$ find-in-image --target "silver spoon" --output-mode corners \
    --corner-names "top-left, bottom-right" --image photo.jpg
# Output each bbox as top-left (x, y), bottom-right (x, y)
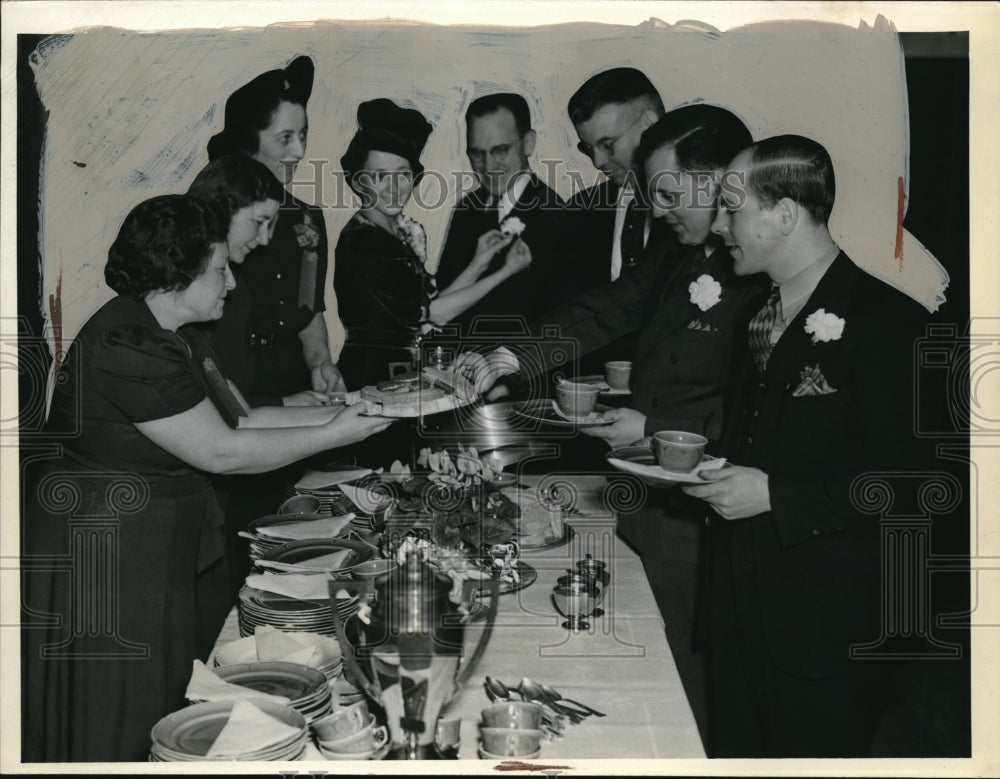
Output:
top-left (486, 677), bottom-right (567, 729)
top-left (515, 678), bottom-right (585, 723)
top-left (534, 679), bottom-right (606, 717)
top-left (485, 675), bottom-right (515, 702)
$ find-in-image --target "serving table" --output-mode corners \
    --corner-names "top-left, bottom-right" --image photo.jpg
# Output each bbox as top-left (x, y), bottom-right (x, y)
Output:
top-left (209, 474), bottom-right (705, 761)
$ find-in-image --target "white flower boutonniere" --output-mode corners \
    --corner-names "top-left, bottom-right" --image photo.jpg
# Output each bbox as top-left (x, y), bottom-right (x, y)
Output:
top-left (396, 214), bottom-right (427, 264)
top-left (804, 309), bottom-right (846, 343)
top-left (500, 216), bottom-right (526, 237)
top-left (688, 274), bottom-right (723, 311)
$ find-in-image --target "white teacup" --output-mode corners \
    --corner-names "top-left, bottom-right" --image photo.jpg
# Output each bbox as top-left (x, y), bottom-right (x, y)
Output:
top-left (318, 722), bottom-right (389, 754)
top-left (311, 699), bottom-right (370, 741)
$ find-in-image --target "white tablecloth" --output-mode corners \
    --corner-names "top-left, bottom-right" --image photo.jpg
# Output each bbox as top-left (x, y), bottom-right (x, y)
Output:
top-left (211, 475), bottom-right (705, 761)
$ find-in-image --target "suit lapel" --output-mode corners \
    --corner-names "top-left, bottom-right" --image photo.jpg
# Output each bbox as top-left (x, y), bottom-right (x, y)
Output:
top-left (634, 243), bottom-right (711, 362)
top-left (763, 252), bottom-right (857, 387)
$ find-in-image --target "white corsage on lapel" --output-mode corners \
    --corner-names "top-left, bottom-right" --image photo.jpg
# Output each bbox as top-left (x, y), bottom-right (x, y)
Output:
top-left (792, 363), bottom-right (838, 397)
top-left (688, 274), bottom-right (722, 312)
top-left (803, 308), bottom-right (845, 343)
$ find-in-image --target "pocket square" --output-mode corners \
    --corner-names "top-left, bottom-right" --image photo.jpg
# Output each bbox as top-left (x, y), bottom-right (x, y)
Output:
top-left (686, 318), bottom-right (716, 332)
top-left (792, 363), bottom-right (837, 396)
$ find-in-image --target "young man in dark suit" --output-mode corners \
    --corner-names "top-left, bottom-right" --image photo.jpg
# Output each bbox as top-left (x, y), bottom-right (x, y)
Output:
top-left (684, 135), bottom-right (933, 757)
top-left (435, 92), bottom-right (566, 335)
top-left (564, 68), bottom-right (670, 372)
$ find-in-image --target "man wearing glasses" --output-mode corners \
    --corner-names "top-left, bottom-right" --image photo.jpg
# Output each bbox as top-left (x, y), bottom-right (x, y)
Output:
top-left (435, 92), bottom-right (567, 334)
top-left (566, 68), bottom-right (668, 289)
top-left (562, 68), bottom-right (672, 372)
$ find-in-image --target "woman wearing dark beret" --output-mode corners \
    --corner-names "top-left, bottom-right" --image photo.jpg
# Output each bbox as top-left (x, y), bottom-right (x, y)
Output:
top-left (206, 55), bottom-right (345, 407)
top-left (334, 98), bottom-right (530, 389)
top-left (20, 195), bottom-right (393, 762)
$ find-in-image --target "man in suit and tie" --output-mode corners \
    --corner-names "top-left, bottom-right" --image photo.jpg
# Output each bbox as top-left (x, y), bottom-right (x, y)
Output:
top-left (564, 68), bottom-right (670, 372)
top-left (435, 92), bottom-right (566, 335)
top-left (457, 105), bottom-right (769, 752)
top-left (684, 135), bottom-right (933, 757)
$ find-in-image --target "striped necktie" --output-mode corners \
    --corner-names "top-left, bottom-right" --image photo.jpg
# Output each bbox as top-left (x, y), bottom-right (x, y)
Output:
top-left (748, 285), bottom-right (782, 372)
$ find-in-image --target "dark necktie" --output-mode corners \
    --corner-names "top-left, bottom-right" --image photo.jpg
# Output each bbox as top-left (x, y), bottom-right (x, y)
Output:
top-left (748, 285), bottom-right (782, 372)
top-left (620, 198), bottom-right (646, 270)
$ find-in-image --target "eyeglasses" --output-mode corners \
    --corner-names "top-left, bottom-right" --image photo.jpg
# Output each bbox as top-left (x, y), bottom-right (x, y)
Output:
top-left (576, 113), bottom-right (646, 159)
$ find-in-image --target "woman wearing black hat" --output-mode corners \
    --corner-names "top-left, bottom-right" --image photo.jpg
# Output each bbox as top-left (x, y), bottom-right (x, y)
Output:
top-left (206, 55), bottom-right (344, 407)
top-left (334, 98), bottom-right (531, 389)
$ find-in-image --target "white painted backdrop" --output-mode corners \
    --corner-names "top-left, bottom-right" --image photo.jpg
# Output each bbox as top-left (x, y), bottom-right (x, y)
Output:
top-left (28, 15), bottom-right (948, 361)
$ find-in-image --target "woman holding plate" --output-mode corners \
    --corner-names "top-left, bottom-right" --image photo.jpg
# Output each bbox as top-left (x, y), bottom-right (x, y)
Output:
top-left (21, 195), bottom-right (393, 762)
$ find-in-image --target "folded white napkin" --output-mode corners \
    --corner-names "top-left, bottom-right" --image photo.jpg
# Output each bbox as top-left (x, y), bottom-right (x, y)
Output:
top-left (246, 572), bottom-right (356, 601)
top-left (255, 515), bottom-right (355, 541)
top-left (294, 469), bottom-right (372, 491)
top-left (205, 699), bottom-right (302, 757)
top-left (291, 549), bottom-right (353, 571)
top-left (185, 660), bottom-right (290, 704)
top-left (607, 456), bottom-right (727, 483)
top-left (254, 625), bottom-right (320, 666)
top-left (215, 627), bottom-right (333, 667)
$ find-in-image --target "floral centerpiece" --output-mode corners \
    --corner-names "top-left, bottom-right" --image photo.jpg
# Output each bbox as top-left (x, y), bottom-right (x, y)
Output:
top-left (372, 446), bottom-right (521, 590)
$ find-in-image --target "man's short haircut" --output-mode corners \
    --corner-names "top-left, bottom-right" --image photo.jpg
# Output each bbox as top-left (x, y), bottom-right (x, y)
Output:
top-left (466, 93), bottom-right (532, 136)
top-left (635, 103), bottom-right (752, 175)
top-left (747, 134), bottom-right (835, 225)
top-left (568, 67), bottom-right (665, 125)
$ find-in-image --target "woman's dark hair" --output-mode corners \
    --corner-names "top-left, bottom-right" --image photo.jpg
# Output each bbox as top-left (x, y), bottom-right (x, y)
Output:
top-left (747, 134), bottom-right (835, 225)
top-left (187, 154), bottom-right (285, 216)
top-left (207, 55), bottom-right (314, 160)
top-left (340, 98), bottom-right (433, 193)
top-left (635, 103), bottom-right (752, 176)
top-left (105, 195), bottom-right (227, 298)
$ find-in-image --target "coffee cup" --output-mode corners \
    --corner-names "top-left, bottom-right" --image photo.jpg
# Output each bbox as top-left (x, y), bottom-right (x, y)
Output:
top-left (311, 699), bottom-right (370, 741)
top-left (482, 701), bottom-right (543, 730)
top-left (434, 716), bottom-right (462, 752)
top-left (317, 721), bottom-right (388, 754)
top-left (604, 361), bottom-right (632, 390)
top-left (652, 430), bottom-right (708, 472)
top-left (555, 381), bottom-right (601, 417)
top-left (479, 727), bottom-right (544, 756)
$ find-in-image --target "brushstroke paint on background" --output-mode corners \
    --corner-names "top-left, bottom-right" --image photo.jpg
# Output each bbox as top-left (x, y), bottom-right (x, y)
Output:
top-left (27, 15), bottom-right (948, 363)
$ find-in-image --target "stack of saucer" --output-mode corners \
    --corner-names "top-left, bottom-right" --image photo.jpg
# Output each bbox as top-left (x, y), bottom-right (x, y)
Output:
top-left (284, 467), bottom-right (374, 516)
top-left (149, 700), bottom-right (307, 761)
top-left (237, 584), bottom-right (359, 638)
top-left (245, 515), bottom-right (357, 559)
top-left (255, 538), bottom-right (372, 574)
top-left (213, 628), bottom-right (343, 684)
top-left (212, 662), bottom-right (332, 724)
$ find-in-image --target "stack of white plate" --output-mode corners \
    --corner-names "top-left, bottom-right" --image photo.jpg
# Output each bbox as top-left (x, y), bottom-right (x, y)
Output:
top-left (245, 514), bottom-right (353, 559)
top-left (255, 538), bottom-right (371, 574)
top-left (212, 662), bottom-right (333, 724)
top-left (238, 585), bottom-right (359, 638)
top-left (214, 629), bottom-right (344, 683)
top-left (281, 485), bottom-right (344, 516)
top-left (149, 700), bottom-right (307, 761)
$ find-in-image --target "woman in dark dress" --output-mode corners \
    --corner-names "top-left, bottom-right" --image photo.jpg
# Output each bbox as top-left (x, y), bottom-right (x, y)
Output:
top-left (206, 55), bottom-right (344, 406)
top-left (334, 98), bottom-right (532, 389)
top-left (20, 196), bottom-right (392, 762)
